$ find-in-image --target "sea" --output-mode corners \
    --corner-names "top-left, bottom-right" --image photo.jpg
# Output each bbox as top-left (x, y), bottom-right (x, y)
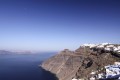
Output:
top-left (0, 53), bottom-right (58, 80)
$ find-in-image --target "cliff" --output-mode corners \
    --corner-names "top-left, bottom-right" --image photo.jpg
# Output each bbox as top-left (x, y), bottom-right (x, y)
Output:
top-left (41, 44), bottom-right (120, 80)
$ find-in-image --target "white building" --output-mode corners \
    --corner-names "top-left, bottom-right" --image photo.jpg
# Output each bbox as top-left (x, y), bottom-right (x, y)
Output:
top-left (90, 71), bottom-right (96, 75)
top-left (114, 62), bottom-right (120, 65)
top-left (90, 77), bottom-right (95, 80)
top-left (106, 45), bottom-right (115, 48)
top-left (82, 44), bottom-right (97, 48)
top-left (72, 78), bottom-right (85, 80)
top-left (97, 44), bottom-right (105, 48)
top-left (114, 47), bottom-right (119, 51)
top-left (113, 46), bottom-right (120, 52)
top-left (105, 47), bottom-right (111, 51)
top-left (81, 43), bottom-right (120, 53)
top-left (105, 62), bottom-right (120, 79)
top-left (98, 73), bottom-right (104, 79)
top-left (72, 78), bottom-right (78, 80)
top-left (101, 43), bottom-right (110, 46)
top-left (95, 62), bottom-right (120, 80)
top-left (118, 46), bottom-right (120, 49)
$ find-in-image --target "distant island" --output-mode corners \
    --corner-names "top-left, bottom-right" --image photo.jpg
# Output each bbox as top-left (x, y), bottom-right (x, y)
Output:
top-left (0, 50), bottom-right (33, 55)
top-left (41, 43), bottom-right (120, 80)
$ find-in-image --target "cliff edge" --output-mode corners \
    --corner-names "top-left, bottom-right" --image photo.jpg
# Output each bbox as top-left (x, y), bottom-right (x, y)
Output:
top-left (41, 43), bottom-right (120, 80)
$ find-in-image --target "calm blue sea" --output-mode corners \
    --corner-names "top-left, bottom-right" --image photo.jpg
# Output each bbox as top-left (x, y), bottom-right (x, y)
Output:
top-left (0, 53), bottom-right (58, 80)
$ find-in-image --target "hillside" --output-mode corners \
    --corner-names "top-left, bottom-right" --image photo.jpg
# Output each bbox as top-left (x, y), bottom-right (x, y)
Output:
top-left (41, 43), bottom-right (120, 80)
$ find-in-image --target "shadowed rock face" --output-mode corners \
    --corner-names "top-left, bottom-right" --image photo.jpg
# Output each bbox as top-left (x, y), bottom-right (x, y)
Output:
top-left (41, 47), bottom-right (120, 80)
top-left (40, 67), bottom-right (59, 80)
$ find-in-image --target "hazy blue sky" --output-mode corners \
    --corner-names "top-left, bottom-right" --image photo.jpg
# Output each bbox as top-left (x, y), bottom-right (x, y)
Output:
top-left (0, 0), bottom-right (120, 52)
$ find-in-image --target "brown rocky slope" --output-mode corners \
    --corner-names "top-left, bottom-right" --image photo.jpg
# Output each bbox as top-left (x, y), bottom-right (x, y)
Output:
top-left (41, 47), bottom-right (120, 80)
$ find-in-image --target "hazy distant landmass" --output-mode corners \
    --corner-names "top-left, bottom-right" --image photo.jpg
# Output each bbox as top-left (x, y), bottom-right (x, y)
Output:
top-left (0, 50), bottom-right (32, 55)
top-left (0, 50), bottom-right (14, 55)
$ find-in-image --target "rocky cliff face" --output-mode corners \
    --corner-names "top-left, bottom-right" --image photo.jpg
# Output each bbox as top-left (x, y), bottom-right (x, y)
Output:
top-left (41, 45), bottom-right (120, 80)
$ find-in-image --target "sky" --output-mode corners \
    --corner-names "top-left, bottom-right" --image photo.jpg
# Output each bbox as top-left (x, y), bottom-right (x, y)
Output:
top-left (0, 0), bottom-right (120, 52)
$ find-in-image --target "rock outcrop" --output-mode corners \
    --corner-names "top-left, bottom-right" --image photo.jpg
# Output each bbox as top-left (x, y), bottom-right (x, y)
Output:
top-left (41, 44), bottom-right (120, 80)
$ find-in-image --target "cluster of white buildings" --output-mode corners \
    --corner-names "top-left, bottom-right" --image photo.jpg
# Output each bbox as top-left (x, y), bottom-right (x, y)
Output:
top-left (72, 62), bottom-right (120, 80)
top-left (71, 43), bottom-right (120, 80)
top-left (81, 43), bottom-right (120, 53)
top-left (89, 62), bottom-right (120, 80)
top-left (105, 62), bottom-right (120, 79)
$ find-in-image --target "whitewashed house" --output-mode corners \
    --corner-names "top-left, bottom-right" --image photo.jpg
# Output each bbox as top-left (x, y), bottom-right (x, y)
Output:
top-left (105, 62), bottom-right (120, 79)
top-left (72, 78), bottom-right (78, 80)
top-left (90, 77), bottom-right (95, 80)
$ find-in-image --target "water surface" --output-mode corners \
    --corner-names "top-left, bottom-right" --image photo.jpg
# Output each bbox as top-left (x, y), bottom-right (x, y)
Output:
top-left (0, 53), bottom-right (58, 80)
